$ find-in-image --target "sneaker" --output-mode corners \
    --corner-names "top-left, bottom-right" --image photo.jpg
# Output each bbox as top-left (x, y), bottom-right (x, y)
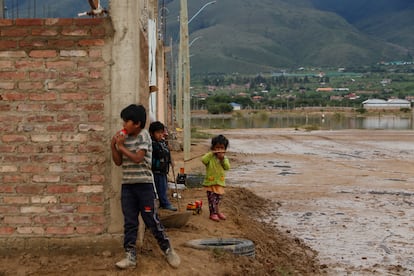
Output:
top-left (217, 213), bottom-right (226, 220)
top-left (115, 251), bottom-right (136, 269)
top-left (209, 214), bottom-right (220, 222)
top-left (164, 205), bottom-right (178, 211)
top-left (165, 247), bottom-right (180, 268)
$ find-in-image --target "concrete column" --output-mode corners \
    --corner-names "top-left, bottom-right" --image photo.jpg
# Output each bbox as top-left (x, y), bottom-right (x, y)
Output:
top-left (108, 0), bottom-right (143, 233)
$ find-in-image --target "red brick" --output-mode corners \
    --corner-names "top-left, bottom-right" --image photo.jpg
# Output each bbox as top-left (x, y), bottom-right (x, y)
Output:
top-left (0, 185), bottom-right (15, 193)
top-left (91, 27), bottom-right (106, 36)
top-left (90, 175), bottom-right (105, 183)
top-left (16, 18), bottom-right (43, 26)
top-left (46, 226), bottom-right (74, 235)
top-left (89, 49), bottom-right (102, 57)
top-left (79, 39), bottom-right (105, 46)
top-left (0, 19), bottom-right (13, 26)
top-left (46, 124), bottom-right (76, 132)
top-left (29, 71), bottom-right (58, 79)
top-left (19, 40), bottom-right (47, 48)
top-left (57, 114), bottom-right (81, 122)
top-left (0, 50), bottom-right (26, 57)
top-left (27, 115), bottom-right (54, 122)
top-left (15, 60), bottom-right (44, 69)
top-left (60, 195), bottom-right (87, 204)
top-left (3, 196), bottom-right (30, 204)
top-left (0, 145), bottom-right (15, 152)
top-left (18, 145), bottom-right (42, 153)
top-left (17, 104), bottom-right (43, 112)
top-left (48, 205), bottom-right (76, 214)
top-left (0, 40), bottom-right (18, 49)
top-left (90, 215), bottom-right (105, 224)
top-left (48, 40), bottom-right (75, 48)
top-left (45, 18), bottom-right (73, 26)
top-left (89, 194), bottom-right (104, 203)
top-left (47, 81), bottom-right (76, 90)
top-left (31, 29), bottom-right (58, 36)
top-left (4, 216), bottom-right (31, 224)
top-left (0, 82), bottom-right (15, 90)
top-left (1, 29), bottom-right (28, 36)
top-left (47, 185), bottom-right (76, 194)
top-left (0, 206), bottom-right (19, 213)
top-left (60, 93), bottom-right (88, 101)
top-left (0, 71), bottom-right (26, 80)
top-left (29, 92), bottom-right (57, 101)
top-left (78, 103), bottom-right (104, 111)
top-left (0, 60), bottom-right (13, 68)
top-left (18, 82), bottom-right (43, 90)
top-left (3, 175), bottom-right (25, 183)
top-left (74, 18), bottom-right (105, 26)
top-left (32, 175), bottom-right (60, 183)
top-left (88, 113), bottom-right (104, 122)
top-left (62, 174), bottom-right (89, 183)
top-left (89, 92), bottom-right (106, 100)
top-left (61, 29), bottom-right (88, 36)
top-left (0, 92), bottom-right (27, 101)
top-left (33, 215), bottom-right (70, 224)
top-left (2, 135), bottom-right (27, 143)
top-left (76, 225), bottom-right (104, 234)
top-left (78, 205), bottom-right (104, 214)
top-left (46, 60), bottom-right (75, 69)
top-left (0, 227), bottom-right (15, 235)
top-left (19, 165), bottom-right (47, 174)
top-left (62, 155), bottom-right (89, 163)
top-left (29, 50), bottom-right (57, 58)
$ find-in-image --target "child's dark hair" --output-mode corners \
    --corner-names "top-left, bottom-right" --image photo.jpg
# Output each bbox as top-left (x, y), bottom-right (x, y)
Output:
top-left (149, 121), bottom-right (165, 134)
top-left (211, 134), bottom-right (229, 150)
top-left (120, 104), bottom-right (146, 128)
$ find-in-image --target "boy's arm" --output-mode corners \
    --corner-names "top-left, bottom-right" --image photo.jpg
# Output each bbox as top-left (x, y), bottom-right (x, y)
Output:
top-left (117, 145), bottom-right (146, 164)
top-left (111, 135), bottom-right (122, 166)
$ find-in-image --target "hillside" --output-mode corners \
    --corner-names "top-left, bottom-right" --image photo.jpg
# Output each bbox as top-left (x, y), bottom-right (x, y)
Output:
top-left (165, 0), bottom-right (412, 75)
top-left (5, 0), bottom-right (413, 74)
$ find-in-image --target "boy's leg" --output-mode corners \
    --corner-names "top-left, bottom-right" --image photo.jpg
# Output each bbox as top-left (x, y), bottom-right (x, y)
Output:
top-left (120, 184), bottom-right (140, 251)
top-left (116, 184), bottom-right (140, 269)
top-left (138, 184), bottom-right (180, 268)
top-left (138, 183), bottom-right (171, 251)
top-left (154, 173), bottom-right (172, 208)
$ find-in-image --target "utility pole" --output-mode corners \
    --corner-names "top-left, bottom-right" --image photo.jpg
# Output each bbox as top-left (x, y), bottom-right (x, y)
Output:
top-left (179, 0), bottom-right (191, 161)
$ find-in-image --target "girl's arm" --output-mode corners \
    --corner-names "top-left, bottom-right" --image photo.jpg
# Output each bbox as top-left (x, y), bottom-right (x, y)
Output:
top-left (201, 151), bottom-right (214, 165)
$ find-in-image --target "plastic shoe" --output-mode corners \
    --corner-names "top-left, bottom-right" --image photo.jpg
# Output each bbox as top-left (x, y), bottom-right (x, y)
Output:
top-left (209, 214), bottom-right (220, 222)
top-left (115, 251), bottom-right (136, 269)
top-left (165, 248), bottom-right (181, 268)
top-left (217, 213), bottom-right (226, 220)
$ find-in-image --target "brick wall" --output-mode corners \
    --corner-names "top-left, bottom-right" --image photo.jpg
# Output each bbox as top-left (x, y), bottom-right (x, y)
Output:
top-left (0, 18), bottom-right (114, 237)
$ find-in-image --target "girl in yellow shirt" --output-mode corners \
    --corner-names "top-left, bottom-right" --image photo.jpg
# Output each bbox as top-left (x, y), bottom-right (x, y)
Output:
top-left (201, 135), bottom-right (230, 222)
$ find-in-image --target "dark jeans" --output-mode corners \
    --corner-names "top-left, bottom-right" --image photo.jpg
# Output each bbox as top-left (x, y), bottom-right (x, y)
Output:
top-left (121, 183), bottom-right (170, 252)
top-left (153, 173), bottom-right (172, 208)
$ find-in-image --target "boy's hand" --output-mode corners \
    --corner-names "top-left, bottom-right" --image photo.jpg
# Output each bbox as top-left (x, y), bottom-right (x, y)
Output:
top-left (112, 132), bottom-right (126, 148)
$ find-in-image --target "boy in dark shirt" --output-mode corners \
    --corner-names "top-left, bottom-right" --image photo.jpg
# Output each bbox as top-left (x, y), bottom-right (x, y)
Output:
top-left (149, 121), bottom-right (177, 211)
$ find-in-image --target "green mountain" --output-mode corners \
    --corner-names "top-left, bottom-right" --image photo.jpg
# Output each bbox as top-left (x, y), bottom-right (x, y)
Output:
top-left (6, 0), bottom-right (413, 74)
top-left (165, 0), bottom-right (413, 75)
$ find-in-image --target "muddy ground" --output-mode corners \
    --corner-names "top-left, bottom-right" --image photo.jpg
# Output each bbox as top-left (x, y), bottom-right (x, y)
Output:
top-left (1, 129), bottom-right (413, 275)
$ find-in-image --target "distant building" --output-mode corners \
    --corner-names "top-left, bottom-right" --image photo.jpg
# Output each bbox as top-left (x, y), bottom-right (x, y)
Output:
top-left (362, 99), bottom-right (411, 109)
top-left (230, 102), bottom-right (241, 110)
